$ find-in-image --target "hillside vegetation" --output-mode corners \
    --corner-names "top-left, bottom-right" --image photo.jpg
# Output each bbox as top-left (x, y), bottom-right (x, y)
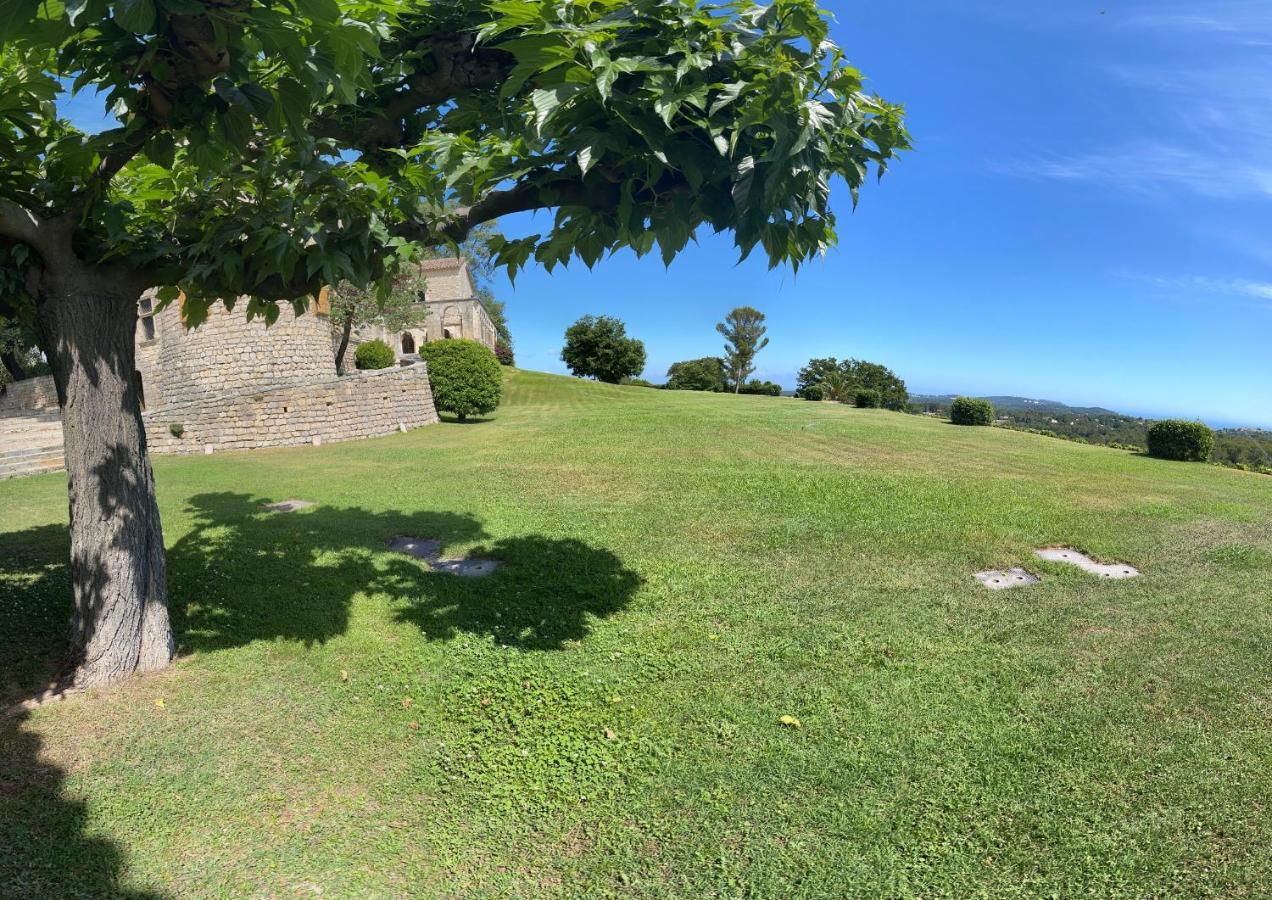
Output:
top-left (2, 370), bottom-right (1269, 896)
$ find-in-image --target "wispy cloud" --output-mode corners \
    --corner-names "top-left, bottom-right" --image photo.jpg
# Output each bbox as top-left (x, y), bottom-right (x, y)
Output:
top-left (997, 2), bottom-right (1272, 201)
top-left (1124, 272), bottom-right (1272, 306)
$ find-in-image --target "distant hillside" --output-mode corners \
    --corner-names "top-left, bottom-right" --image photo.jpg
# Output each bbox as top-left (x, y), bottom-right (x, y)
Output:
top-left (910, 394), bottom-right (1123, 417)
top-left (909, 394), bottom-right (1271, 474)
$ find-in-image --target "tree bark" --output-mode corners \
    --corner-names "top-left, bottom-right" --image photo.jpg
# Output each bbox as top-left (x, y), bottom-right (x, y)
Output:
top-left (1, 348), bottom-right (25, 382)
top-left (334, 316), bottom-right (353, 374)
top-left (36, 269), bottom-right (174, 689)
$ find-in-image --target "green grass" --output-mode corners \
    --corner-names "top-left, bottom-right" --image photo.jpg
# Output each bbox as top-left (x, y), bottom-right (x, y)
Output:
top-left (2, 369), bottom-right (1269, 897)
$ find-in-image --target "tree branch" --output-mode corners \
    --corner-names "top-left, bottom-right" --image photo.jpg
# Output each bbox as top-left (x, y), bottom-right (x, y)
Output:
top-left (314, 33), bottom-right (513, 148)
top-left (0, 201), bottom-right (46, 250)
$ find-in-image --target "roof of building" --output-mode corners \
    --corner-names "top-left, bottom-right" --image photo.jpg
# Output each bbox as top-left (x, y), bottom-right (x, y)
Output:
top-left (418, 257), bottom-right (466, 272)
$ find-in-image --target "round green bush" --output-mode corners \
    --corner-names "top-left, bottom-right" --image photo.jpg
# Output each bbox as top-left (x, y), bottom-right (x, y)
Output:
top-left (418, 338), bottom-right (502, 421)
top-left (854, 388), bottom-right (882, 408)
top-left (801, 384), bottom-right (825, 401)
top-left (1146, 419), bottom-right (1214, 462)
top-left (950, 396), bottom-right (994, 426)
top-left (354, 339), bottom-right (395, 370)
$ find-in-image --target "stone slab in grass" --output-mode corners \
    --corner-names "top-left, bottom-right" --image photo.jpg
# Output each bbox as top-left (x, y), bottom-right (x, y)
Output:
top-left (431, 557), bottom-right (502, 578)
top-left (1035, 547), bottom-right (1139, 579)
top-left (974, 568), bottom-right (1040, 590)
top-left (389, 536), bottom-right (500, 577)
top-left (389, 536), bottom-right (443, 560)
top-left (264, 499), bottom-right (315, 513)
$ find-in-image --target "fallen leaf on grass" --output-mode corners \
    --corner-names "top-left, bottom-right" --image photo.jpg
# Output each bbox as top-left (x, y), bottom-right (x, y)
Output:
top-left (408, 722), bottom-right (420, 731)
top-left (401, 697), bottom-right (413, 709)
top-left (778, 715), bottom-right (801, 729)
top-left (153, 698), bottom-right (166, 709)
top-left (340, 669), bottom-right (349, 682)
top-left (603, 728), bottom-right (617, 741)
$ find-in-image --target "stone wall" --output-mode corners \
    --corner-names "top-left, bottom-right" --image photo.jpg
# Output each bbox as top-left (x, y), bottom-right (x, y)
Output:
top-left (139, 299), bottom-right (337, 412)
top-left (143, 364), bottom-right (438, 455)
top-left (0, 375), bottom-right (58, 413)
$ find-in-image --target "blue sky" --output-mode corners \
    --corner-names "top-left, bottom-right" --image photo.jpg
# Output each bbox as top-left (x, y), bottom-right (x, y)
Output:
top-left (495, 1), bottom-right (1272, 427)
top-left (58, 1), bottom-right (1271, 426)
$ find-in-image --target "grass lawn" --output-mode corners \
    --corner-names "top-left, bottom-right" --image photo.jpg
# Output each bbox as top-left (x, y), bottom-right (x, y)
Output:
top-left (1, 369), bottom-right (1269, 897)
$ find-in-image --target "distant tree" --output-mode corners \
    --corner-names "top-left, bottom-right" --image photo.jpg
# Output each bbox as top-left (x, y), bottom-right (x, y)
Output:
top-left (329, 269), bottom-right (430, 374)
top-left (854, 388), bottom-right (881, 408)
top-left (822, 371), bottom-right (853, 403)
top-left (419, 339), bottom-right (503, 421)
top-left (667, 357), bottom-right (728, 392)
top-left (740, 379), bottom-right (783, 396)
top-left (0, 315), bottom-right (36, 382)
top-left (802, 384), bottom-right (826, 401)
top-left (561, 316), bottom-right (647, 384)
top-left (951, 396), bottom-right (994, 426)
top-left (846, 361), bottom-right (908, 410)
top-left (717, 307), bottom-right (770, 394)
top-left (796, 356), bottom-right (907, 408)
top-left (796, 358), bottom-right (842, 399)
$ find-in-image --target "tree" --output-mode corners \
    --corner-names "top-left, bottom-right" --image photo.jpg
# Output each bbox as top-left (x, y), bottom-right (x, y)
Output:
top-left (418, 338), bottom-right (502, 421)
top-left (0, 0), bottom-right (907, 687)
top-left (716, 306), bottom-right (769, 394)
top-left (796, 357), bottom-right (908, 409)
top-left (740, 379), bottom-right (782, 396)
top-left (329, 268), bottom-right (429, 374)
top-left (561, 316), bottom-right (647, 384)
top-left (666, 357), bottom-right (727, 392)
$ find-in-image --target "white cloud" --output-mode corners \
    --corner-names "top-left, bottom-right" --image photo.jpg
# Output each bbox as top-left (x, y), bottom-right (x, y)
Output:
top-left (1125, 272), bottom-right (1272, 306)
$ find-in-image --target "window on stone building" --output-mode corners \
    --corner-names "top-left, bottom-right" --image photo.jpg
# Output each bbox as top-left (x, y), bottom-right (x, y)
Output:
top-left (138, 297), bottom-right (156, 342)
top-left (401, 333), bottom-right (416, 354)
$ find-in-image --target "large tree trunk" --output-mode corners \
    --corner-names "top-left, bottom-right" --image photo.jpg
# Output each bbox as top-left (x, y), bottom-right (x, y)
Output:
top-left (36, 271), bottom-right (173, 689)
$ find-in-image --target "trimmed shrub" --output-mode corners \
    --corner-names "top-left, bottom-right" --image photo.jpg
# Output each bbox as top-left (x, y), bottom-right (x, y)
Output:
top-left (354, 339), bottom-right (395, 370)
top-left (1146, 419), bottom-right (1214, 462)
top-left (802, 384), bottom-right (825, 401)
top-left (854, 388), bottom-right (882, 408)
top-left (494, 343), bottom-right (515, 366)
top-left (950, 396), bottom-right (994, 426)
top-left (419, 338), bottom-right (503, 421)
top-left (621, 377), bottom-right (660, 388)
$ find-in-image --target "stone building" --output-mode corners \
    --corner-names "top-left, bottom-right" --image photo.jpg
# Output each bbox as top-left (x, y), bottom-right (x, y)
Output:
top-left (355, 257), bottom-right (499, 361)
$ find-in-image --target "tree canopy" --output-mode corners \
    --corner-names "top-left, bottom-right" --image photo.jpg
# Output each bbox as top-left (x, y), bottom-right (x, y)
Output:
top-left (666, 356), bottom-right (727, 392)
top-left (1, 0), bottom-right (908, 325)
top-left (796, 357), bottom-right (907, 409)
top-left (561, 314), bottom-right (646, 383)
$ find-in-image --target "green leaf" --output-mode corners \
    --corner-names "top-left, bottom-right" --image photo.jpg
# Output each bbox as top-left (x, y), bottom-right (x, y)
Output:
top-left (113, 0), bottom-right (155, 34)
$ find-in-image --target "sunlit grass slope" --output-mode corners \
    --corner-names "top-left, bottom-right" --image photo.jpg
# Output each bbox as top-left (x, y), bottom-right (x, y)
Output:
top-left (1, 369), bottom-right (1269, 896)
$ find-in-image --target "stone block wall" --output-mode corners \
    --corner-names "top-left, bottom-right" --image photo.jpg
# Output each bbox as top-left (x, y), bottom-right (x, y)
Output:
top-left (143, 364), bottom-right (438, 455)
top-left (0, 375), bottom-right (58, 413)
top-left (140, 299), bottom-right (338, 412)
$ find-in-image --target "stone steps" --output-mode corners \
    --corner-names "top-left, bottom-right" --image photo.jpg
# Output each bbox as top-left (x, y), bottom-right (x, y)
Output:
top-left (0, 413), bottom-right (66, 479)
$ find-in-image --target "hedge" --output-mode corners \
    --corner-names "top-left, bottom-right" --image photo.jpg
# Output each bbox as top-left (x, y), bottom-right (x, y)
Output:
top-left (950, 396), bottom-right (994, 426)
top-left (1146, 419), bottom-right (1214, 462)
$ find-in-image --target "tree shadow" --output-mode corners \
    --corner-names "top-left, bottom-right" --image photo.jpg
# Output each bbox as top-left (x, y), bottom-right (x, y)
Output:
top-left (166, 492), bottom-right (640, 654)
top-left (0, 493), bottom-right (639, 894)
top-left (0, 527), bottom-right (162, 896)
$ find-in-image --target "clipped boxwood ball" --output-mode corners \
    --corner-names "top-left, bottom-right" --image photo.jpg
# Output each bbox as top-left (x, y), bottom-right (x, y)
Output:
top-left (419, 339), bottom-right (502, 421)
top-left (354, 339), bottom-right (395, 370)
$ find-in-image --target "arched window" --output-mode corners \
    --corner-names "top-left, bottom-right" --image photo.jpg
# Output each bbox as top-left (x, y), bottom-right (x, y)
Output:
top-left (401, 332), bottom-right (416, 354)
top-left (442, 328), bottom-right (453, 340)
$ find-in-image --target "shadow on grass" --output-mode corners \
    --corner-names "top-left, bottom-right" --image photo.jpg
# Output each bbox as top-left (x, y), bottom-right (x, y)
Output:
top-left (0, 492), bottom-right (639, 894)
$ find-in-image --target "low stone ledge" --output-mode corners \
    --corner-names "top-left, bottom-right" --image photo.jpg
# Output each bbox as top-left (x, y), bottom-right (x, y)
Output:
top-left (143, 364), bottom-right (438, 455)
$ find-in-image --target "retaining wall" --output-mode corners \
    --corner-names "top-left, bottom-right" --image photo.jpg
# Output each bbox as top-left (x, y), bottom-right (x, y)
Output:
top-left (143, 363), bottom-right (438, 455)
top-left (0, 375), bottom-right (58, 413)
